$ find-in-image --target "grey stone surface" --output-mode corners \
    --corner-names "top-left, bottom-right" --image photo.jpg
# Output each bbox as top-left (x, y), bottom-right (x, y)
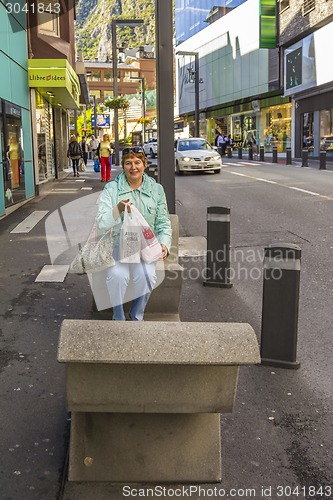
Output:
top-left (66, 364), bottom-right (238, 413)
top-left (58, 320), bottom-right (260, 365)
top-left (68, 412), bottom-right (221, 482)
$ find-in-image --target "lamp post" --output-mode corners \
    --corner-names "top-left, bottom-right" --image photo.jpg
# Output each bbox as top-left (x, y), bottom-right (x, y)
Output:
top-left (130, 76), bottom-right (146, 143)
top-left (112, 19), bottom-right (144, 165)
top-left (176, 51), bottom-right (200, 138)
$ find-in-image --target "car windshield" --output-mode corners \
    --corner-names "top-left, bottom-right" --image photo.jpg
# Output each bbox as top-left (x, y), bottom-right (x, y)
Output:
top-left (178, 140), bottom-right (212, 152)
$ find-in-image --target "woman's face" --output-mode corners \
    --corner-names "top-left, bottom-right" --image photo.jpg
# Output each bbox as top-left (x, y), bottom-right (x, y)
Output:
top-left (123, 154), bottom-right (146, 184)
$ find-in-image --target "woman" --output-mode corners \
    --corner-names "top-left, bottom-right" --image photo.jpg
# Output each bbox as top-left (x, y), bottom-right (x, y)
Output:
top-left (67, 135), bottom-right (82, 177)
top-left (96, 147), bottom-right (172, 320)
top-left (79, 136), bottom-right (89, 167)
top-left (97, 134), bottom-right (113, 182)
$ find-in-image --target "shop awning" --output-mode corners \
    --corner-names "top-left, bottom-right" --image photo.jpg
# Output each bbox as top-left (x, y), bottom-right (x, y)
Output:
top-left (28, 59), bottom-right (80, 109)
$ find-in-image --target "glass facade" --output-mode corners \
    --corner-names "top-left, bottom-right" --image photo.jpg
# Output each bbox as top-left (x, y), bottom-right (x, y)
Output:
top-left (175, 0), bottom-right (248, 45)
top-left (320, 109), bottom-right (333, 156)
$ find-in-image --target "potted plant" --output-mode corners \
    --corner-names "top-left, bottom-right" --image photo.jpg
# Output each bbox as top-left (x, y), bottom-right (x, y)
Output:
top-left (105, 96), bottom-right (130, 111)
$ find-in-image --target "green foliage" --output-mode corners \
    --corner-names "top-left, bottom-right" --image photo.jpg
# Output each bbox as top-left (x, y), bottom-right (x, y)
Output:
top-left (75, 0), bottom-right (156, 60)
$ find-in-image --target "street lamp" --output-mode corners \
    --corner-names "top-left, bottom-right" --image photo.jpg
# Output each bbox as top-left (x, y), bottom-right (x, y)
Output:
top-left (112, 19), bottom-right (144, 165)
top-left (176, 51), bottom-right (200, 138)
top-left (130, 76), bottom-right (146, 143)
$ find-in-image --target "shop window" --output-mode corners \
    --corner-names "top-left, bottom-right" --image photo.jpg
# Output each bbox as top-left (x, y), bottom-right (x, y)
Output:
top-left (320, 109), bottom-right (333, 154)
top-left (38, 11), bottom-right (60, 36)
top-left (302, 112), bottom-right (314, 153)
top-left (1, 101), bottom-right (25, 207)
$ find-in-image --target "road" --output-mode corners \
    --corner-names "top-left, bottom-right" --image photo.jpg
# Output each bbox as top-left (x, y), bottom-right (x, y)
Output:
top-left (174, 158), bottom-right (333, 498)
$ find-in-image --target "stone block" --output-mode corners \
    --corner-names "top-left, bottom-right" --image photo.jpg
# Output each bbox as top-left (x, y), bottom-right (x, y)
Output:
top-left (68, 412), bottom-right (221, 483)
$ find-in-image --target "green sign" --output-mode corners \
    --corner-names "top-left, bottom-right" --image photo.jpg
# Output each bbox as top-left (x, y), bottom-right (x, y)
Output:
top-left (259, 0), bottom-right (277, 49)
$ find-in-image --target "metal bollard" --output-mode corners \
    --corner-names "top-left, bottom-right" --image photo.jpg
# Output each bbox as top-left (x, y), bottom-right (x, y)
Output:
top-left (238, 147), bottom-right (242, 159)
top-left (259, 146), bottom-right (265, 162)
top-left (286, 147), bottom-right (292, 165)
top-left (319, 150), bottom-right (327, 170)
top-left (227, 147), bottom-right (232, 158)
top-left (260, 243), bottom-right (301, 369)
top-left (272, 146), bottom-right (278, 163)
top-left (248, 146), bottom-right (253, 160)
top-left (203, 207), bottom-right (232, 288)
top-left (302, 149), bottom-right (308, 167)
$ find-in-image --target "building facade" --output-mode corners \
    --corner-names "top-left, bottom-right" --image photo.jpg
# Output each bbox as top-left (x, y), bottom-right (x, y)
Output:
top-left (27, 0), bottom-right (83, 188)
top-left (0, 5), bottom-right (34, 217)
top-left (176, 0), bottom-right (290, 151)
top-left (279, 0), bottom-right (333, 158)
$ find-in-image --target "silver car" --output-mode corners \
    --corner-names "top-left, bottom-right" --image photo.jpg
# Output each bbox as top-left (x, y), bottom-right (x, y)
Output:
top-left (175, 138), bottom-right (222, 175)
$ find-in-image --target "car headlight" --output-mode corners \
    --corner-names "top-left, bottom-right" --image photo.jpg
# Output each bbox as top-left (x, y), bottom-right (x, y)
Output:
top-left (180, 156), bottom-right (194, 162)
top-left (212, 155), bottom-right (221, 161)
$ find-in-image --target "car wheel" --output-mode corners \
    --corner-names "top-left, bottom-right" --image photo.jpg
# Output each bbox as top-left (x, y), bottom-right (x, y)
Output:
top-left (214, 169), bottom-right (221, 174)
top-left (175, 161), bottom-right (183, 175)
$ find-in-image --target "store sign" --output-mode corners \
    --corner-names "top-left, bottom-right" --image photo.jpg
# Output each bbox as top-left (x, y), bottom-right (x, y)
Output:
top-left (28, 68), bottom-right (67, 87)
top-left (259, 0), bottom-right (277, 49)
top-left (174, 121), bottom-right (184, 131)
top-left (5, 102), bottom-right (21, 118)
top-left (91, 114), bottom-right (111, 128)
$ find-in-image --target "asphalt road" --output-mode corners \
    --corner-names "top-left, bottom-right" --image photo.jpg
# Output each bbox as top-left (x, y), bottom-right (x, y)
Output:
top-left (0, 158), bottom-right (332, 499)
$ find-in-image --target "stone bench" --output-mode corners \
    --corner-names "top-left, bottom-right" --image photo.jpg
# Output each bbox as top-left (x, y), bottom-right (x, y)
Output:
top-left (58, 319), bottom-right (260, 483)
top-left (89, 214), bottom-right (183, 321)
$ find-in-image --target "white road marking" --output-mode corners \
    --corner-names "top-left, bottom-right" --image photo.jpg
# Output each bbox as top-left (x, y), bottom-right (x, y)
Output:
top-left (224, 170), bottom-right (333, 200)
top-left (81, 187), bottom-right (93, 190)
top-left (10, 210), bottom-right (49, 234)
top-left (35, 265), bottom-right (69, 282)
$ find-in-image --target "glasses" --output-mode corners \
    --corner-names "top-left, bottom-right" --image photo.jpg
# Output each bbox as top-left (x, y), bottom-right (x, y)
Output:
top-left (122, 147), bottom-right (145, 155)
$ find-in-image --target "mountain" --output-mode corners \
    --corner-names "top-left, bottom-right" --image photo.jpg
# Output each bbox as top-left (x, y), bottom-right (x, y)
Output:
top-left (75, 0), bottom-right (156, 60)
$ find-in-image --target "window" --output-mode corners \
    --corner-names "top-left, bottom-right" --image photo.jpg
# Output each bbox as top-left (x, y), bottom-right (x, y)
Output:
top-left (286, 48), bottom-right (302, 89)
top-left (280, 0), bottom-right (290, 12)
top-left (302, 0), bottom-right (315, 15)
top-left (87, 71), bottom-right (101, 82)
top-left (89, 90), bottom-right (101, 99)
top-left (104, 71), bottom-right (113, 82)
top-left (38, 11), bottom-right (60, 36)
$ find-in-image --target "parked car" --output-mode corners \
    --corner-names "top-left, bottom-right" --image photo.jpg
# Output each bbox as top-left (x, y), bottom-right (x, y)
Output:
top-left (320, 136), bottom-right (333, 151)
top-left (174, 138), bottom-right (222, 175)
top-left (143, 138), bottom-right (158, 158)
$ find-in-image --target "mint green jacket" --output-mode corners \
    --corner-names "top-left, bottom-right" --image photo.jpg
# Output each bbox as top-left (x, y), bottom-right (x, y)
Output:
top-left (96, 172), bottom-right (172, 251)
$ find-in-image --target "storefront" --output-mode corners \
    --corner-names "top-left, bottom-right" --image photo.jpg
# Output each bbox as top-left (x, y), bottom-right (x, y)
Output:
top-left (28, 59), bottom-right (80, 185)
top-left (284, 22), bottom-right (333, 158)
top-left (0, 3), bottom-right (34, 217)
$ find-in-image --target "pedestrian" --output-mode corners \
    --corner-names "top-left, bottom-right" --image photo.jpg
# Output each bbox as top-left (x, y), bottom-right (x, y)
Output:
top-left (89, 135), bottom-right (99, 157)
top-left (217, 133), bottom-right (227, 156)
top-left (95, 147), bottom-right (172, 321)
top-left (67, 135), bottom-right (82, 177)
top-left (226, 134), bottom-right (233, 148)
top-left (96, 134), bottom-right (113, 182)
top-left (214, 129), bottom-right (221, 147)
top-left (79, 136), bottom-right (89, 167)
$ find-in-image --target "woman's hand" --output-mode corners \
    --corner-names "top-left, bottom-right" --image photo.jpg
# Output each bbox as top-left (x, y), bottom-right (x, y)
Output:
top-left (161, 244), bottom-right (168, 260)
top-left (117, 199), bottom-right (131, 213)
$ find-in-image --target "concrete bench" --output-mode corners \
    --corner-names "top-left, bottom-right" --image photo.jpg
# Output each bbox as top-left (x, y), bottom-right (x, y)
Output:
top-left (89, 214), bottom-right (183, 321)
top-left (58, 319), bottom-right (260, 483)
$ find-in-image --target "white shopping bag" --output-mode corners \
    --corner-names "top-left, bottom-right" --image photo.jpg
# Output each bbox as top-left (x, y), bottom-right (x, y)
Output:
top-left (119, 206), bottom-right (141, 263)
top-left (130, 206), bottom-right (163, 264)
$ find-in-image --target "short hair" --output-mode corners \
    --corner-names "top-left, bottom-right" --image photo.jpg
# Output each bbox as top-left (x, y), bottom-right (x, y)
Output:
top-left (121, 151), bottom-right (148, 169)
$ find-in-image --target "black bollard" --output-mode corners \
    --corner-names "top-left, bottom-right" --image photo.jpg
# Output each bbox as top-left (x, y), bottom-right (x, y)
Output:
top-left (248, 146), bottom-right (253, 160)
top-left (272, 146), bottom-right (278, 163)
top-left (259, 146), bottom-right (265, 162)
top-left (302, 149), bottom-right (308, 167)
top-left (238, 147), bottom-right (242, 159)
top-left (286, 147), bottom-right (292, 165)
top-left (203, 207), bottom-right (232, 288)
top-left (227, 147), bottom-right (232, 158)
top-left (319, 150), bottom-right (327, 170)
top-left (260, 243), bottom-right (301, 369)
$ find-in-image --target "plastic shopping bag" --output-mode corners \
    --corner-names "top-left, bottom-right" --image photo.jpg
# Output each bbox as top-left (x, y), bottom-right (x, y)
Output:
top-left (130, 206), bottom-right (163, 263)
top-left (119, 206), bottom-right (141, 263)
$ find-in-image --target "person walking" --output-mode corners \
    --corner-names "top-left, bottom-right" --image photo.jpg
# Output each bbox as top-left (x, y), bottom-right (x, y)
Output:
top-left (67, 135), bottom-right (82, 177)
top-left (89, 135), bottom-right (99, 158)
top-left (217, 133), bottom-right (226, 156)
top-left (97, 134), bottom-right (113, 182)
top-left (79, 136), bottom-right (89, 167)
top-left (96, 147), bottom-right (172, 321)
